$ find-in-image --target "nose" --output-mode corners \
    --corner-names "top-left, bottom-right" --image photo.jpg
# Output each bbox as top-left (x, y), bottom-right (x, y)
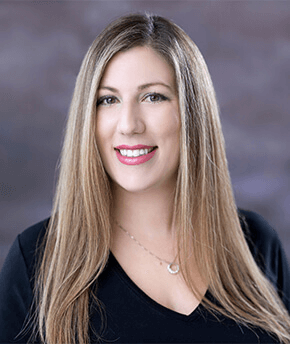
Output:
top-left (117, 101), bottom-right (145, 136)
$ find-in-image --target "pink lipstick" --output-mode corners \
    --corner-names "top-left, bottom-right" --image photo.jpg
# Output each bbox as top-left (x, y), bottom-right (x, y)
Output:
top-left (115, 145), bottom-right (157, 165)
top-left (116, 144), bottom-right (154, 150)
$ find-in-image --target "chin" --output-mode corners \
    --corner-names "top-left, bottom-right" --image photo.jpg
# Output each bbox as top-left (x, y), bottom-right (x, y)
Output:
top-left (112, 174), bottom-right (175, 195)
top-left (115, 181), bottom-right (154, 194)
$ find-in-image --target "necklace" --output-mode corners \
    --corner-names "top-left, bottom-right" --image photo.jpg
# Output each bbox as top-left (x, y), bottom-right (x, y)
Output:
top-left (115, 221), bottom-right (180, 274)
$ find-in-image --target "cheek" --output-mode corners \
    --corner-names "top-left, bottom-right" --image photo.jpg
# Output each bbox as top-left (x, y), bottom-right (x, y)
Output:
top-left (156, 110), bottom-right (180, 164)
top-left (160, 109), bottom-right (180, 143)
top-left (95, 115), bottom-right (114, 149)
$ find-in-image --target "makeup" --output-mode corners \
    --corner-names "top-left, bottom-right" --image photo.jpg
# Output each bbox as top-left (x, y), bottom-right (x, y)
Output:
top-left (115, 145), bottom-right (157, 165)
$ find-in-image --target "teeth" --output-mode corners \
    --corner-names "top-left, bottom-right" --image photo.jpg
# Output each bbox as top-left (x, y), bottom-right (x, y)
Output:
top-left (118, 148), bottom-right (154, 157)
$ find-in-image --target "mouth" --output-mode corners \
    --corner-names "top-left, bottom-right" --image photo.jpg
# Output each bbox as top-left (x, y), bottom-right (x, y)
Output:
top-left (114, 145), bottom-right (158, 165)
top-left (115, 147), bottom-right (157, 157)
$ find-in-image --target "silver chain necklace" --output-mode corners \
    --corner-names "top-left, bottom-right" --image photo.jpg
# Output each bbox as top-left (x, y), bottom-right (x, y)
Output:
top-left (115, 221), bottom-right (180, 274)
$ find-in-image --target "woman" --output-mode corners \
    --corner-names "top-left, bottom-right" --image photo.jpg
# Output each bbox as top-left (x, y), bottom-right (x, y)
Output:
top-left (0, 13), bottom-right (290, 344)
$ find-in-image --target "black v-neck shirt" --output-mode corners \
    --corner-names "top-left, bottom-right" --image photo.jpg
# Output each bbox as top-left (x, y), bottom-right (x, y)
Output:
top-left (0, 209), bottom-right (289, 343)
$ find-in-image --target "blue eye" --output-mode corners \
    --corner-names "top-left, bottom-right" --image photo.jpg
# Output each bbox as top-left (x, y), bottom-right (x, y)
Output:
top-left (97, 96), bottom-right (118, 106)
top-left (144, 93), bottom-right (168, 103)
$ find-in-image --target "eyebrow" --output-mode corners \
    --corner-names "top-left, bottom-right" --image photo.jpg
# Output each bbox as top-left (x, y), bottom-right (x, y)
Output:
top-left (138, 82), bottom-right (173, 91)
top-left (98, 82), bottom-right (173, 92)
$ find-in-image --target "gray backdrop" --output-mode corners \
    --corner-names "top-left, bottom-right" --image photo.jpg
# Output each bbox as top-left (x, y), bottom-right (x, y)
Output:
top-left (1, 1), bottom-right (290, 269)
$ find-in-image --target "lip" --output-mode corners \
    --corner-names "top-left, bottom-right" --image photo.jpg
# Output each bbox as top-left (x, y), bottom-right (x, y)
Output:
top-left (115, 144), bottom-right (155, 150)
top-left (115, 146), bottom-right (157, 165)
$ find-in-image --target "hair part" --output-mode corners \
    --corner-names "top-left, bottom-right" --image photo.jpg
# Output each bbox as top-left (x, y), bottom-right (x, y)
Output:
top-left (34, 13), bottom-right (290, 344)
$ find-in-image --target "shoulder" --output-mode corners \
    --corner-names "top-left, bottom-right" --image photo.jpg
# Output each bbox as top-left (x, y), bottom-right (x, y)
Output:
top-left (238, 208), bottom-right (279, 250)
top-left (238, 208), bottom-right (290, 310)
top-left (0, 218), bottom-right (50, 342)
top-left (238, 208), bottom-right (283, 265)
top-left (18, 217), bottom-right (50, 249)
top-left (17, 218), bottom-right (50, 276)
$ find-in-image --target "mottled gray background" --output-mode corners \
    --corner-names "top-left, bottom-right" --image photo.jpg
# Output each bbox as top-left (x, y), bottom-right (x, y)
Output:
top-left (1, 0), bottom-right (290, 269)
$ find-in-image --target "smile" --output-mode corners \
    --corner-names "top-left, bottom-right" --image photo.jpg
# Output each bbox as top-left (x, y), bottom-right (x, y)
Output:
top-left (119, 147), bottom-right (155, 157)
top-left (114, 145), bottom-right (157, 165)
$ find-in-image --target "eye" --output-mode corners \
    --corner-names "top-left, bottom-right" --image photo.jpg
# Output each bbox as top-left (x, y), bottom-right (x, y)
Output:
top-left (143, 92), bottom-right (169, 104)
top-left (97, 95), bottom-right (118, 107)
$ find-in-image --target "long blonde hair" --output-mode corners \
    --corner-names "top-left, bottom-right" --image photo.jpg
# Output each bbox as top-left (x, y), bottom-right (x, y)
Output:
top-left (34, 13), bottom-right (290, 343)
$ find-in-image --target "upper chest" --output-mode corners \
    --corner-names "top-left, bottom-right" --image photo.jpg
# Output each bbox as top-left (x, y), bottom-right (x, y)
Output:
top-left (110, 237), bottom-right (206, 315)
top-left (91, 255), bottom-right (278, 344)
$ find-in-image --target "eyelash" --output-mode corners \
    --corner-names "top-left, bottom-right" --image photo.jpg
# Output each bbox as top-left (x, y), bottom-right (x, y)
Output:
top-left (96, 92), bottom-right (169, 107)
top-left (143, 92), bottom-right (169, 103)
top-left (96, 96), bottom-right (117, 107)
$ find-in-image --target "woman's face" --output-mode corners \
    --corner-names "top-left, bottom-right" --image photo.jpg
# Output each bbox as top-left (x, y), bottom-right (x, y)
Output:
top-left (95, 46), bottom-right (180, 193)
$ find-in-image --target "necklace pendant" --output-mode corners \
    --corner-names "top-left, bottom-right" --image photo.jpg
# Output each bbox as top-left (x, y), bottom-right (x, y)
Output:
top-left (167, 263), bottom-right (179, 274)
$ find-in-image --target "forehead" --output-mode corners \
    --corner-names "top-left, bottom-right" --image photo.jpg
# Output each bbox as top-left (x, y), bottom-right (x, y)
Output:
top-left (99, 46), bottom-right (176, 90)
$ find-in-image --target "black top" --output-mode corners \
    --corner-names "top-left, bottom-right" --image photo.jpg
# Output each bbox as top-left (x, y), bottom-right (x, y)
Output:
top-left (0, 209), bottom-right (289, 343)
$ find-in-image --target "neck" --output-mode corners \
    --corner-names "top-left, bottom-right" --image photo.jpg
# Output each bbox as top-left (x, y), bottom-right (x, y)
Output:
top-left (111, 182), bottom-right (177, 240)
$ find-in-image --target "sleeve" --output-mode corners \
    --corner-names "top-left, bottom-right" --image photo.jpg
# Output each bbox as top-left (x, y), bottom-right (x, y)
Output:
top-left (0, 236), bottom-right (34, 343)
top-left (261, 230), bottom-right (290, 313)
top-left (265, 232), bottom-right (290, 313)
top-left (240, 209), bottom-right (290, 313)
